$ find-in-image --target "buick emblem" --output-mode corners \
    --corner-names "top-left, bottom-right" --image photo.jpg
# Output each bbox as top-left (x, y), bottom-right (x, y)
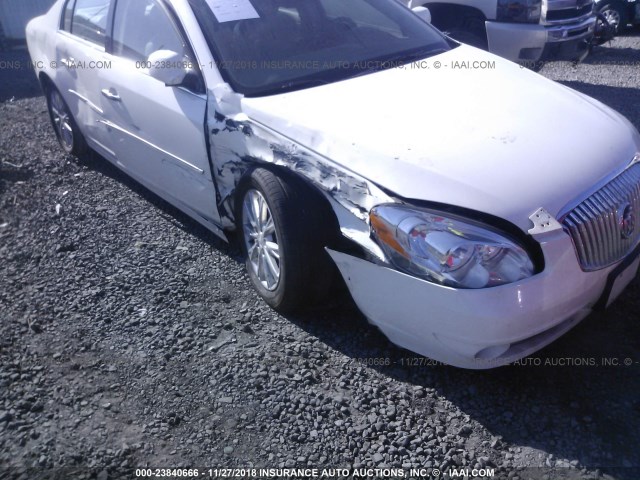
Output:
top-left (618, 203), bottom-right (635, 240)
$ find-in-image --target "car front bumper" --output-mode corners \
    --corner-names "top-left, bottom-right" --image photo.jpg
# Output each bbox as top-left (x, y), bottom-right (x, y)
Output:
top-left (327, 229), bottom-right (640, 369)
top-left (485, 16), bottom-right (596, 64)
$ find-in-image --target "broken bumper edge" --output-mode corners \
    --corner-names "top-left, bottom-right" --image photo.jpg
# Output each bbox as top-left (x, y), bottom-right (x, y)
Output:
top-left (327, 229), bottom-right (636, 369)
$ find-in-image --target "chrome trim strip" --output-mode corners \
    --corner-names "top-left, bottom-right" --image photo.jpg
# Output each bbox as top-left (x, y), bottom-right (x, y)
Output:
top-left (57, 30), bottom-right (106, 52)
top-left (96, 119), bottom-right (204, 174)
top-left (88, 137), bottom-right (116, 158)
top-left (544, 12), bottom-right (594, 26)
top-left (544, 13), bottom-right (596, 25)
top-left (543, 15), bottom-right (596, 30)
top-left (68, 89), bottom-right (103, 114)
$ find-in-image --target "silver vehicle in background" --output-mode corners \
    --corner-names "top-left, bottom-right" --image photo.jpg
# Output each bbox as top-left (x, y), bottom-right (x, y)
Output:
top-left (406, 0), bottom-right (596, 65)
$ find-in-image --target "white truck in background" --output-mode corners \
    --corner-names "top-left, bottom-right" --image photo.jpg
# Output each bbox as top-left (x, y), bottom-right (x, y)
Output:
top-left (408, 0), bottom-right (597, 66)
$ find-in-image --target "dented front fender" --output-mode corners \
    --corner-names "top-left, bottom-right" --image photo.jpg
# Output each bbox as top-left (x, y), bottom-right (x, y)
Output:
top-left (207, 87), bottom-right (393, 258)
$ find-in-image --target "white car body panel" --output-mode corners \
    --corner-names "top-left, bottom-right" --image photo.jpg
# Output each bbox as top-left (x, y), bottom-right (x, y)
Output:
top-left (97, 54), bottom-right (218, 223)
top-left (328, 230), bottom-right (639, 369)
top-left (241, 46), bottom-right (639, 232)
top-left (57, 33), bottom-right (114, 159)
top-left (26, 0), bottom-right (640, 368)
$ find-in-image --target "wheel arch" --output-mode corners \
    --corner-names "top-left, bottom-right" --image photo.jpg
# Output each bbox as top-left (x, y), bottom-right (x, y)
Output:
top-left (207, 110), bottom-right (393, 257)
top-left (38, 71), bottom-right (55, 94)
top-left (234, 163), bottom-right (350, 311)
top-left (41, 72), bottom-right (88, 156)
top-left (233, 160), bottom-right (343, 248)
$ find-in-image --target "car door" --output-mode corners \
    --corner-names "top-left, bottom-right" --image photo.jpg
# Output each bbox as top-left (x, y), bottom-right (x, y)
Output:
top-left (56, 0), bottom-right (115, 160)
top-left (98, 0), bottom-right (219, 224)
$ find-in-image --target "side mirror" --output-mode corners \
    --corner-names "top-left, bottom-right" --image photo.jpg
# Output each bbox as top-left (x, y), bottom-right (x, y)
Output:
top-left (412, 6), bottom-right (432, 23)
top-left (147, 49), bottom-right (190, 87)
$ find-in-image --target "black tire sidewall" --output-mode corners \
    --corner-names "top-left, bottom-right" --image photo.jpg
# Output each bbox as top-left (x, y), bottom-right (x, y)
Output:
top-left (46, 85), bottom-right (86, 156)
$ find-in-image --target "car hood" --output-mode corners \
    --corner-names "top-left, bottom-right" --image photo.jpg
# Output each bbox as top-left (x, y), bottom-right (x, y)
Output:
top-left (241, 46), bottom-right (640, 232)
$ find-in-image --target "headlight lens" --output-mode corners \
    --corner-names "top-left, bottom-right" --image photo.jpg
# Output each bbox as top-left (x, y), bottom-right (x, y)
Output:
top-left (370, 204), bottom-right (535, 289)
top-left (497, 0), bottom-right (542, 24)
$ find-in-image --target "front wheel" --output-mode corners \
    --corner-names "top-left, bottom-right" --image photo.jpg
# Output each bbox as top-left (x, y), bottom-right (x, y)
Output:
top-left (46, 85), bottom-right (87, 156)
top-left (236, 168), bottom-right (337, 313)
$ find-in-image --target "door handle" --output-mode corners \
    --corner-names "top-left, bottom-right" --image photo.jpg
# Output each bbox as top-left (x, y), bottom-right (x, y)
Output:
top-left (101, 88), bottom-right (121, 101)
top-left (60, 57), bottom-right (75, 68)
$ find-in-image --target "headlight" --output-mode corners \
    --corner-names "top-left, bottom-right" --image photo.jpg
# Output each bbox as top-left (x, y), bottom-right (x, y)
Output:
top-left (370, 204), bottom-right (535, 289)
top-left (497, 0), bottom-right (542, 24)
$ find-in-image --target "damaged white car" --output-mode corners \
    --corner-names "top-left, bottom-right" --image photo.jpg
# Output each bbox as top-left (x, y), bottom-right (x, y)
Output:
top-left (27, 0), bottom-right (640, 368)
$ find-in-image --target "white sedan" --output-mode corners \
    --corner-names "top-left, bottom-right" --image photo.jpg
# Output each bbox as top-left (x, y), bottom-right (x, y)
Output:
top-left (27, 0), bottom-right (640, 368)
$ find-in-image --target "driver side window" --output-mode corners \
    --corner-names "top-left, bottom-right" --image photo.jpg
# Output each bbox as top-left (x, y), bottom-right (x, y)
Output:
top-left (112, 0), bottom-right (186, 62)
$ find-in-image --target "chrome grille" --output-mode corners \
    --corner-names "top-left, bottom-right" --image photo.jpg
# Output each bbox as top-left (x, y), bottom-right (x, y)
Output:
top-left (562, 163), bottom-right (640, 271)
top-left (544, 0), bottom-right (594, 23)
top-left (546, 4), bottom-right (592, 22)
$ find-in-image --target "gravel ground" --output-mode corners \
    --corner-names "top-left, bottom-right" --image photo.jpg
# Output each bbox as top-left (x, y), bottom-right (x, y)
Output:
top-left (1, 32), bottom-right (640, 480)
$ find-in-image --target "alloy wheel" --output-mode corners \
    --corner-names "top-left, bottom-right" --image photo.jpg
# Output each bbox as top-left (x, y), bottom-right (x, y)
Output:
top-left (242, 189), bottom-right (281, 291)
top-left (601, 7), bottom-right (622, 30)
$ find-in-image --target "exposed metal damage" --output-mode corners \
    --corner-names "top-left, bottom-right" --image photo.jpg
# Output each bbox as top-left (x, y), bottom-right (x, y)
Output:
top-left (207, 90), bottom-right (393, 245)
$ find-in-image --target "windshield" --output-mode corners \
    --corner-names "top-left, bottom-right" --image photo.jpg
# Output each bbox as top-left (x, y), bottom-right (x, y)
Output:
top-left (190, 0), bottom-right (452, 96)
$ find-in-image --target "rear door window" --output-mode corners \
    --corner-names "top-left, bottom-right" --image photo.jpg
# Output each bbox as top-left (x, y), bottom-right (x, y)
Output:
top-left (70, 0), bottom-right (111, 45)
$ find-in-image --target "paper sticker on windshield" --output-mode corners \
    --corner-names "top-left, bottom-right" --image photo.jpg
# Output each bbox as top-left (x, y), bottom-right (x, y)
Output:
top-left (205, 0), bottom-right (260, 23)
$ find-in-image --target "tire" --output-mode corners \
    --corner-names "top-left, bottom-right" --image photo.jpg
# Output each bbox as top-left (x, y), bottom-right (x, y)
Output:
top-left (46, 84), bottom-right (87, 156)
top-left (236, 168), bottom-right (338, 313)
top-left (592, 11), bottom-right (617, 47)
top-left (597, 2), bottom-right (628, 33)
